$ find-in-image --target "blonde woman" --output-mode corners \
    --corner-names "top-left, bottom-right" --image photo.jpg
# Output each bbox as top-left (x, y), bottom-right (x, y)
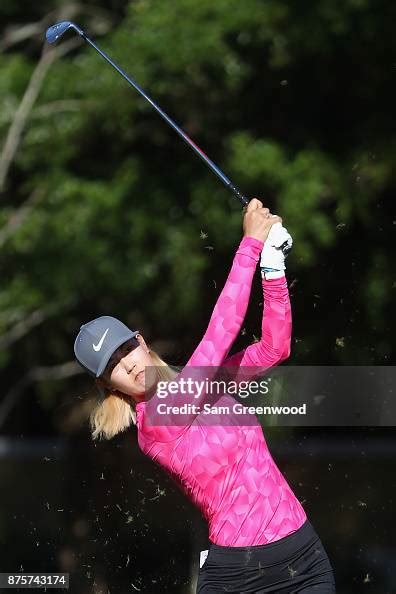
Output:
top-left (74, 198), bottom-right (336, 592)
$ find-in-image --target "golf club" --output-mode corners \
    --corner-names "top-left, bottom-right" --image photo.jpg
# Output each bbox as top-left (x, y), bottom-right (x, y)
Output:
top-left (46, 21), bottom-right (292, 255)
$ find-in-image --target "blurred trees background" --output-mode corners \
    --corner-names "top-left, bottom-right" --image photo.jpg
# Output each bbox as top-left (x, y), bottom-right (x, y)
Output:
top-left (0, 1), bottom-right (395, 592)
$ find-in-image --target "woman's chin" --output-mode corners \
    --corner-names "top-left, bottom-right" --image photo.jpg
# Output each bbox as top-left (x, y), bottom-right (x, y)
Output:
top-left (136, 378), bottom-right (145, 390)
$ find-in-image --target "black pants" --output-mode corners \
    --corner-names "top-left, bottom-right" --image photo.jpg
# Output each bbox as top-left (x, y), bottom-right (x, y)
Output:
top-left (196, 519), bottom-right (336, 593)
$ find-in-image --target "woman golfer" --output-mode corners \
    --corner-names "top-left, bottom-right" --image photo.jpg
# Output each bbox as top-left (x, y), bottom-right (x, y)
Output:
top-left (74, 198), bottom-right (336, 593)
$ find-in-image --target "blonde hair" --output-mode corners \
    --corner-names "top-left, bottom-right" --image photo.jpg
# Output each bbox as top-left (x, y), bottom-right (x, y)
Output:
top-left (89, 348), bottom-right (180, 441)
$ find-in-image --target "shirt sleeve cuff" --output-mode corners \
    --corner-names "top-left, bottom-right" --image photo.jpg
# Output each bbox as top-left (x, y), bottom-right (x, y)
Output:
top-left (261, 271), bottom-right (287, 283)
top-left (263, 270), bottom-right (285, 280)
top-left (236, 236), bottom-right (264, 261)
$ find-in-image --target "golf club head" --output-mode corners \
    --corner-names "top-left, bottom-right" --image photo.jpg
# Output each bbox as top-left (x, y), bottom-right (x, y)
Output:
top-left (46, 21), bottom-right (83, 44)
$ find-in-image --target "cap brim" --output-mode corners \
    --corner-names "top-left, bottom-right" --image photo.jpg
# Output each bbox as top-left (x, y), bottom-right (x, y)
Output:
top-left (96, 330), bottom-right (140, 378)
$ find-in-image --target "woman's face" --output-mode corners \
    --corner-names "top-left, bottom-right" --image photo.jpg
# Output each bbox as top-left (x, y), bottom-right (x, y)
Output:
top-left (102, 334), bottom-right (152, 402)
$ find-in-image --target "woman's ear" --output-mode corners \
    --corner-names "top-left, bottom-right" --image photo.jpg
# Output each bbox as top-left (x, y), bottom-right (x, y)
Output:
top-left (136, 333), bottom-right (150, 353)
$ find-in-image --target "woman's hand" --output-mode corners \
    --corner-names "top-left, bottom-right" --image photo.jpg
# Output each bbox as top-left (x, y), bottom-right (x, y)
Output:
top-left (260, 223), bottom-right (293, 278)
top-left (242, 198), bottom-right (282, 243)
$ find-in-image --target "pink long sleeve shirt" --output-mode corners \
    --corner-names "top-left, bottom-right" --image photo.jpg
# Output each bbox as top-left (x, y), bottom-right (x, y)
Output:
top-left (135, 235), bottom-right (307, 546)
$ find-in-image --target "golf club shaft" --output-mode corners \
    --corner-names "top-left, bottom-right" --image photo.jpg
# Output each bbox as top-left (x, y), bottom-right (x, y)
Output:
top-left (79, 32), bottom-right (248, 207)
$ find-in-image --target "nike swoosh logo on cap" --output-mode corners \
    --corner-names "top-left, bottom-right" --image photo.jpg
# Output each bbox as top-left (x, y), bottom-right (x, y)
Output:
top-left (93, 328), bottom-right (109, 352)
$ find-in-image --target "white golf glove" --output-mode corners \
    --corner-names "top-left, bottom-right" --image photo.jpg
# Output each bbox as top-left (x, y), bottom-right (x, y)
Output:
top-left (260, 221), bottom-right (293, 279)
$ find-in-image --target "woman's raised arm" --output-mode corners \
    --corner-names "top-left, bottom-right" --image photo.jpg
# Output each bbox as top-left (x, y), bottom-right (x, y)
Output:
top-left (222, 272), bottom-right (291, 374)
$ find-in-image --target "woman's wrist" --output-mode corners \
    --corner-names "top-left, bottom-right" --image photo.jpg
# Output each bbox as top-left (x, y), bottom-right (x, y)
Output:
top-left (261, 266), bottom-right (286, 280)
top-left (237, 235), bottom-right (264, 262)
top-left (242, 234), bottom-right (265, 247)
